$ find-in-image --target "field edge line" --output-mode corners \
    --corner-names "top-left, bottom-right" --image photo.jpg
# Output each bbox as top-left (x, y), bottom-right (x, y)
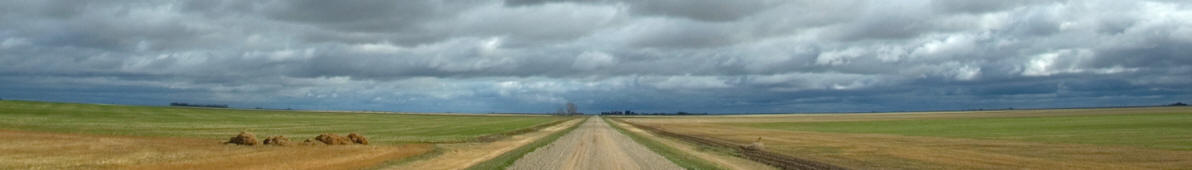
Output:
top-left (471, 117), bottom-right (577, 143)
top-left (365, 145), bottom-right (447, 170)
top-left (603, 116), bottom-right (727, 170)
top-left (465, 116), bottom-right (588, 170)
top-left (610, 117), bottom-right (848, 170)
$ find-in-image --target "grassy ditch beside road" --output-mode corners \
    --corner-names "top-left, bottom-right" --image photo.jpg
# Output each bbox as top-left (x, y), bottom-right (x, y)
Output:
top-left (467, 116), bottom-right (588, 170)
top-left (604, 117), bottom-right (724, 170)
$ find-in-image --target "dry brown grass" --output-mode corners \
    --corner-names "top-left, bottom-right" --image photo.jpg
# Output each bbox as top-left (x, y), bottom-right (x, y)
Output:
top-left (628, 107), bottom-right (1192, 124)
top-left (659, 124), bottom-right (1192, 169)
top-left (607, 119), bottom-right (777, 170)
top-left (0, 130), bottom-right (432, 170)
top-left (620, 108), bottom-right (1192, 169)
top-left (385, 118), bottom-right (584, 170)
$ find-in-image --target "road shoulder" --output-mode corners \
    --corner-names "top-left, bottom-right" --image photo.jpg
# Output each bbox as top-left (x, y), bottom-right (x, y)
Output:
top-left (383, 118), bottom-right (584, 170)
top-left (606, 117), bottom-right (778, 170)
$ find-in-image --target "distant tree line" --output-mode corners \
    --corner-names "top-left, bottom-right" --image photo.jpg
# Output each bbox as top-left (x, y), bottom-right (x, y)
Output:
top-left (169, 102), bottom-right (228, 108)
top-left (599, 110), bottom-right (708, 115)
top-left (252, 106), bottom-right (293, 110)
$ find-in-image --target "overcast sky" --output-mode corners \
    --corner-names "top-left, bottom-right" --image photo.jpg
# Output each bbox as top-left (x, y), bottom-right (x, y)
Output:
top-left (1, 0), bottom-right (1190, 113)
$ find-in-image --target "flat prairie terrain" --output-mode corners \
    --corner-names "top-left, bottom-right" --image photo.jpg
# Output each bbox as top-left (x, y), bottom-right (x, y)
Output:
top-left (391, 118), bottom-right (584, 170)
top-left (0, 100), bottom-right (568, 169)
top-left (619, 107), bottom-right (1192, 169)
top-left (0, 100), bottom-right (566, 143)
top-left (0, 130), bottom-right (432, 169)
top-left (605, 117), bottom-right (776, 170)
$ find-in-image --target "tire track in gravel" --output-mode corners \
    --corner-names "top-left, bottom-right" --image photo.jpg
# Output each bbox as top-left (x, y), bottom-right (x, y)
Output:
top-left (508, 117), bottom-right (682, 170)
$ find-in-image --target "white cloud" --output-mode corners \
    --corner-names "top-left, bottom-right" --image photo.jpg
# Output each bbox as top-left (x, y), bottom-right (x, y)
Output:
top-left (911, 33), bottom-right (978, 59)
top-left (1, 0), bottom-right (1190, 113)
top-left (1, 38), bottom-right (30, 49)
top-left (1022, 49), bottom-right (1095, 76)
top-left (747, 72), bottom-right (885, 91)
top-left (953, 64), bottom-right (982, 80)
top-left (571, 51), bottom-right (617, 70)
top-left (352, 42), bottom-right (406, 54)
top-left (644, 75), bottom-right (731, 90)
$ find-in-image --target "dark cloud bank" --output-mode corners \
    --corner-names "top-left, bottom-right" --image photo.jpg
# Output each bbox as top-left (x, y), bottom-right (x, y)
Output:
top-left (1, 0), bottom-right (1190, 113)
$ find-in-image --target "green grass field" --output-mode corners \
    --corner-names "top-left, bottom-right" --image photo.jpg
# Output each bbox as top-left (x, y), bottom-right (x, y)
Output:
top-left (605, 117), bottom-right (725, 170)
top-left (0, 100), bottom-right (566, 144)
top-left (740, 111), bottom-right (1192, 150)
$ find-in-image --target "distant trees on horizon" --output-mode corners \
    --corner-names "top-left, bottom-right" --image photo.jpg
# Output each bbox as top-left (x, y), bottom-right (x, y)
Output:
top-left (169, 102), bottom-right (228, 108)
top-left (554, 102), bottom-right (582, 116)
top-left (599, 110), bottom-right (707, 116)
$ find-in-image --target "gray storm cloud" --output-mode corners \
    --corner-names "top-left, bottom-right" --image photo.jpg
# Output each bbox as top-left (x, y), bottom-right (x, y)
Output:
top-left (0, 0), bottom-right (1190, 113)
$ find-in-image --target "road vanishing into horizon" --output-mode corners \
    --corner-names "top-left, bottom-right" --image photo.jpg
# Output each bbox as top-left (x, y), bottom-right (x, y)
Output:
top-left (508, 117), bottom-right (683, 170)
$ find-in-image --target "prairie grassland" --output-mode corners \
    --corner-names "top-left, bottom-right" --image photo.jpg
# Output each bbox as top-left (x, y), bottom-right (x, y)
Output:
top-left (0, 100), bottom-right (566, 143)
top-left (605, 117), bottom-right (776, 170)
top-left (389, 118), bottom-right (584, 170)
top-left (626, 107), bottom-right (1191, 124)
top-left (0, 100), bottom-right (570, 169)
top-left (741, 112), bottom-right (1192, 150)
top-left (0, 130), bottom-right (432, 169)
top-left (466, 117), bottom-right (586, 170)
top-left (620, 107), bottom-right (1192, 169)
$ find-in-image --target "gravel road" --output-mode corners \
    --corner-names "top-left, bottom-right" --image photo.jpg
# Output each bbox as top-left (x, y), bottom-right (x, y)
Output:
top-left (508, 117), bottom-right (683, 170)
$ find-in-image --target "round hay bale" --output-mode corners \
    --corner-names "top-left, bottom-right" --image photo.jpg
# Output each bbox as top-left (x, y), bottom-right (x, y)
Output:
top-left (315, 133), bottom-right (350, 145)
top-left (263, 136), bottom-right (291, 146)
top-left (347, 133), bottom-right (369, 145)
top-left (225, 131), bottom-right (259, 146)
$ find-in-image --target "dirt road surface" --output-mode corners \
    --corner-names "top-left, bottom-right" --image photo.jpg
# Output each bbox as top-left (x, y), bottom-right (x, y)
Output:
top-left (508, 117), bottom-right (682, 170)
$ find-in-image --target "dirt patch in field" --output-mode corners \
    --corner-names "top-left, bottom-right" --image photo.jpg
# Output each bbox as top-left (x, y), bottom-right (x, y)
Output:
top-left (626, 121), bottom-right (1192, 169)
top-left (0, 130), bottom-right (432, 170)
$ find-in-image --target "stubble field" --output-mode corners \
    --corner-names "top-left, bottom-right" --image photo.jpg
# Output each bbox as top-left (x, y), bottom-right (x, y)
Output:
top-left (0, 100), bottom-right (569, 169)
top-left (617, 107), bottom-right (1192, 169)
